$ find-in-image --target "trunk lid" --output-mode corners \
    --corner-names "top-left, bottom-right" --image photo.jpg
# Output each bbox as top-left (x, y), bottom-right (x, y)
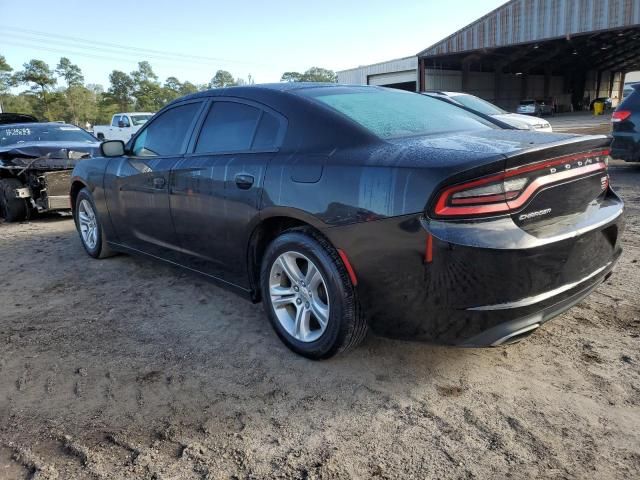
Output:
top-left (424, 130), bottom-right (612, 233)
top-left (501, 135), bottom-right (611, 233)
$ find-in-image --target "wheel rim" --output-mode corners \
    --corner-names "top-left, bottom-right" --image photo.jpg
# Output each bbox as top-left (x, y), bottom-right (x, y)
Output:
top-left (269, 251), bottom-right (330, 343)
top-left (78, 199), bottom-right (98, 250)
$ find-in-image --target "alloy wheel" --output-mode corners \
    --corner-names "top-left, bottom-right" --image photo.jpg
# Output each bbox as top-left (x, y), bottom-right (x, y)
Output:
top-left (269, 251), bottom-right (330, 343)
top-left (78, 199), bottom-right (98, 250)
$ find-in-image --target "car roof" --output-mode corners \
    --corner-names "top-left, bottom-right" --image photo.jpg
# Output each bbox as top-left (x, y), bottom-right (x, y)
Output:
top-left (116, 112), bottom-right (154, 115)
top-left (1, 121), bottom-right (84, 129)
top-left (171, 82), bottom-right (378, 104)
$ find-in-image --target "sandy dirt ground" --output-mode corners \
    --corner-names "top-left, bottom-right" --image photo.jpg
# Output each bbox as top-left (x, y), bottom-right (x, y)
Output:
top-left (0, 159), bottom-right (638, 479)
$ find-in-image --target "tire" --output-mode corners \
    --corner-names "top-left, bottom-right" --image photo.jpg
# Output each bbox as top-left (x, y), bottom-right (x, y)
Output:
top-left (74, 188), bottom-right (115, 259)
top-left (0, 178), bottom-right (28, 222)
top-left (260, 229), bottom-right (367, 359)
top-left (96, 133), bottom-right (105, 140)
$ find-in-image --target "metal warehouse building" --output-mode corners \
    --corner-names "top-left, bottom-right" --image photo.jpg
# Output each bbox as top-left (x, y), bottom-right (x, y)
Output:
top-left (338, 0), bottom-right (640, 111)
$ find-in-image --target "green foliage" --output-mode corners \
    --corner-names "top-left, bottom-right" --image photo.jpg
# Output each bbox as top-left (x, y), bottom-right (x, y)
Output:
top-left (2, 92), bottom-right (38, 117)
top-left (0, 55), bottom-right (13, 94)
top-left (14, 59), bottom-right (57, 119)
top-left (210, 70), bottom-right (236, 88)
top-left (1, 55), bottom-right (259, 124)
top-left (180, 81), bottom-right (200, 95)
top-left (15, 59), bottom-right (57, 92)
top-left (131, 61), bottom-right (158, 84)
top-left (56, 57), bottom-right (84, 87)
top-left (0, 55), bottom-right (14, 112)
top-left (106, 70), bottom-right (134, 111)
top-left (130, 62), bottom-right (165, 111)
top-left (280, 67), bottom-right (337, 83)
top-left (280, 71), bottom-right (303, 82)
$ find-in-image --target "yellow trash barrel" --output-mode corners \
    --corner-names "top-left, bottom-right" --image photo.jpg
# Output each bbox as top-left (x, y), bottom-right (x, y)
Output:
top-left (593, 101), bottom-right (604, 116)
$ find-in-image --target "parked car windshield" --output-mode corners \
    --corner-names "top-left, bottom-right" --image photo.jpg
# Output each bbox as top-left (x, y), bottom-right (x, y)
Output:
top-left (130, 114), bottom-right (153, 126)
top-left (520, 100), bottom-right (536, 105)
top-left (305, 87), bottom-right (497, 139)
top-left (0, 124), bottom-right (97, 147)
top-left (452, 94), bottom-right (506, 115)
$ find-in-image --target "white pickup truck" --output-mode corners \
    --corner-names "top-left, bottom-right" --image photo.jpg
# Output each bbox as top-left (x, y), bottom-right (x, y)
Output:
top-left (93, 112), bottom-right (154, 142)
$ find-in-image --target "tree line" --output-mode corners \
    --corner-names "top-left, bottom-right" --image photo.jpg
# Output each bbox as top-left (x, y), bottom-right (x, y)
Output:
top-left (0, 55), bottom-right (337, 126)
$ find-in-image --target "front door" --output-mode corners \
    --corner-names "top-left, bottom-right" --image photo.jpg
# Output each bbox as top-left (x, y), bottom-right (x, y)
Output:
top-left (104, 100), bottom-right (204, 258)
top-left (170, 99), bottom-right (285, 286)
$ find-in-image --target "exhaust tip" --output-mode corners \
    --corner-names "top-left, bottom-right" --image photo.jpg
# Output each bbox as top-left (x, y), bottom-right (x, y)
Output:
top-left (491, 323), bottom-right (540, 346)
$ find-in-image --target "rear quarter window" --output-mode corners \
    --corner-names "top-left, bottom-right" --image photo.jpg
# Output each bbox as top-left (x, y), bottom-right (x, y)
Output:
top-left (252, 112), bottom-right (281, 149)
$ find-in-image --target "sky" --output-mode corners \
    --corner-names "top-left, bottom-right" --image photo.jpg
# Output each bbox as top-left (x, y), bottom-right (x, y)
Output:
top-left (1, 0), bottom-right (508, 88)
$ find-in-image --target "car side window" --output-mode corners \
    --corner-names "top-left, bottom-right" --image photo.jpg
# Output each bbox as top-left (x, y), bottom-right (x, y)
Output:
top-left (111, 115), bottom-right (121, 127)
top-left (252, 111), bottom-right (281, 149)
top-left (132, 102), bottom-right (201, 157)
top-left (121, 116), bottom-right (131, 127)
top-left (195, 102), bottom-right (262, 154)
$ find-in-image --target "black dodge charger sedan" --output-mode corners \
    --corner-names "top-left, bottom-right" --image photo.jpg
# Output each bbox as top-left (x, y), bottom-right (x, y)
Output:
top-left (70, 84), bottom-right (623, 359)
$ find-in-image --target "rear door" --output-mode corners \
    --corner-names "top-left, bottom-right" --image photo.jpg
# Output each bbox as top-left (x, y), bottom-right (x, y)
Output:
top-left (104, 100), bottom-right (205, 258)
top-left (119, 115), bottom-right (132, 141)
top-left (108, 115), bottom-right (120, 140)
top-left (170, 98), bottom-right (286, 286)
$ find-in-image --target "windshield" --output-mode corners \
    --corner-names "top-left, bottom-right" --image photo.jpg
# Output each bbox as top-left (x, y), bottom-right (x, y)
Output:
top-left (304, 87), bottom-right (496, 139)
top-left (520, 100), bottom-right (535, 106)
top-left (130, 114), bottom-right (153, 126)
top-left (452, 94), bottom-right (506, 115)
top-left (0, 124), bottom-right (97, 147)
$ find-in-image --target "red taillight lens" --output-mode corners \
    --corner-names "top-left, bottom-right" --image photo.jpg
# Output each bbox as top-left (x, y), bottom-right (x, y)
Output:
top-left (611, 110), bottom-right (631, 122)
top-left (432, 149), bottom-right (609, 219)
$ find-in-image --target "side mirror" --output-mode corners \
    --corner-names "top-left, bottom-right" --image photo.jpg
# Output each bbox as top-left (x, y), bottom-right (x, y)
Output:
top-left (101, 140), bottom-right (126, 157)
top-left (118, 120), bottom-right (126, 128)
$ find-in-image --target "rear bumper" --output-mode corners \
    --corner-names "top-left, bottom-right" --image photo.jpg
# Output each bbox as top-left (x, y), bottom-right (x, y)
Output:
top-left (324, 191), bottom-right (624, 346)
top-left (459, 260), bottom-right (616, 346)
top-left (611, 132), bottom-right (640, 161)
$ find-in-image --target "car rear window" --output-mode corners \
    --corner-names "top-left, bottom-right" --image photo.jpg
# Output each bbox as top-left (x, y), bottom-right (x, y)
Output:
top-left (619, 86), bottom-right (640, 109)
top-left (453, 94), bottom-right (506, 115)
top-left (302, 87), bottom-right (496, 139)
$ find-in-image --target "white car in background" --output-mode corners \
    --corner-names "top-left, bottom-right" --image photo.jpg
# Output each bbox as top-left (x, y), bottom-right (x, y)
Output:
top-left (93, 112), bottom-right (154, 142)
top-left (423, 91), bottom-right (552, 132)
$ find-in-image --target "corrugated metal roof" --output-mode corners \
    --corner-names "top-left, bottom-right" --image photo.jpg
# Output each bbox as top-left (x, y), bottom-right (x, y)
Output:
top-left (418, 0), bottom-right (640, 57)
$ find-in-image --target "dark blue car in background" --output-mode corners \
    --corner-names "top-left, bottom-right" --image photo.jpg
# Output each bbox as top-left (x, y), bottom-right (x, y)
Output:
top-left (611, 83), bottom-right (640, 162)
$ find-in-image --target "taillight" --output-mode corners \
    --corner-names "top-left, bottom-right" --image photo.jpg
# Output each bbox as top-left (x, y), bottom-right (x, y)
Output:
top-left (611, 110), bottom-right (631, 122)
top-left (432, 149), bottom-right (610, 219)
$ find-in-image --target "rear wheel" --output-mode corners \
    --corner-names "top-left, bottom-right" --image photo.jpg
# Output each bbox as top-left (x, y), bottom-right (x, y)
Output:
top-left (260, 229), bottom-right (367, 359)
top-left (75, 188), bottom-right (115, 258)
top-left (0, 178), bottom-right (28, 222)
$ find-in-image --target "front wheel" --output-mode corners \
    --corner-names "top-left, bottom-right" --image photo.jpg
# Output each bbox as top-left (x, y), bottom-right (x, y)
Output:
top-left (75, 188), bottom-right (115, 258)
top-left (0, 178), bottom-right (28, 222)
top-left (260, 230), bottom-right (367, 359)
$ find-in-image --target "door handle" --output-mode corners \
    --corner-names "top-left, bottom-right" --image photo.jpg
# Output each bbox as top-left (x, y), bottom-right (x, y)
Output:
top-left (152, 177), bottom-right (166, 189)
top-left (235, 174), bottom-right (254, 190)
